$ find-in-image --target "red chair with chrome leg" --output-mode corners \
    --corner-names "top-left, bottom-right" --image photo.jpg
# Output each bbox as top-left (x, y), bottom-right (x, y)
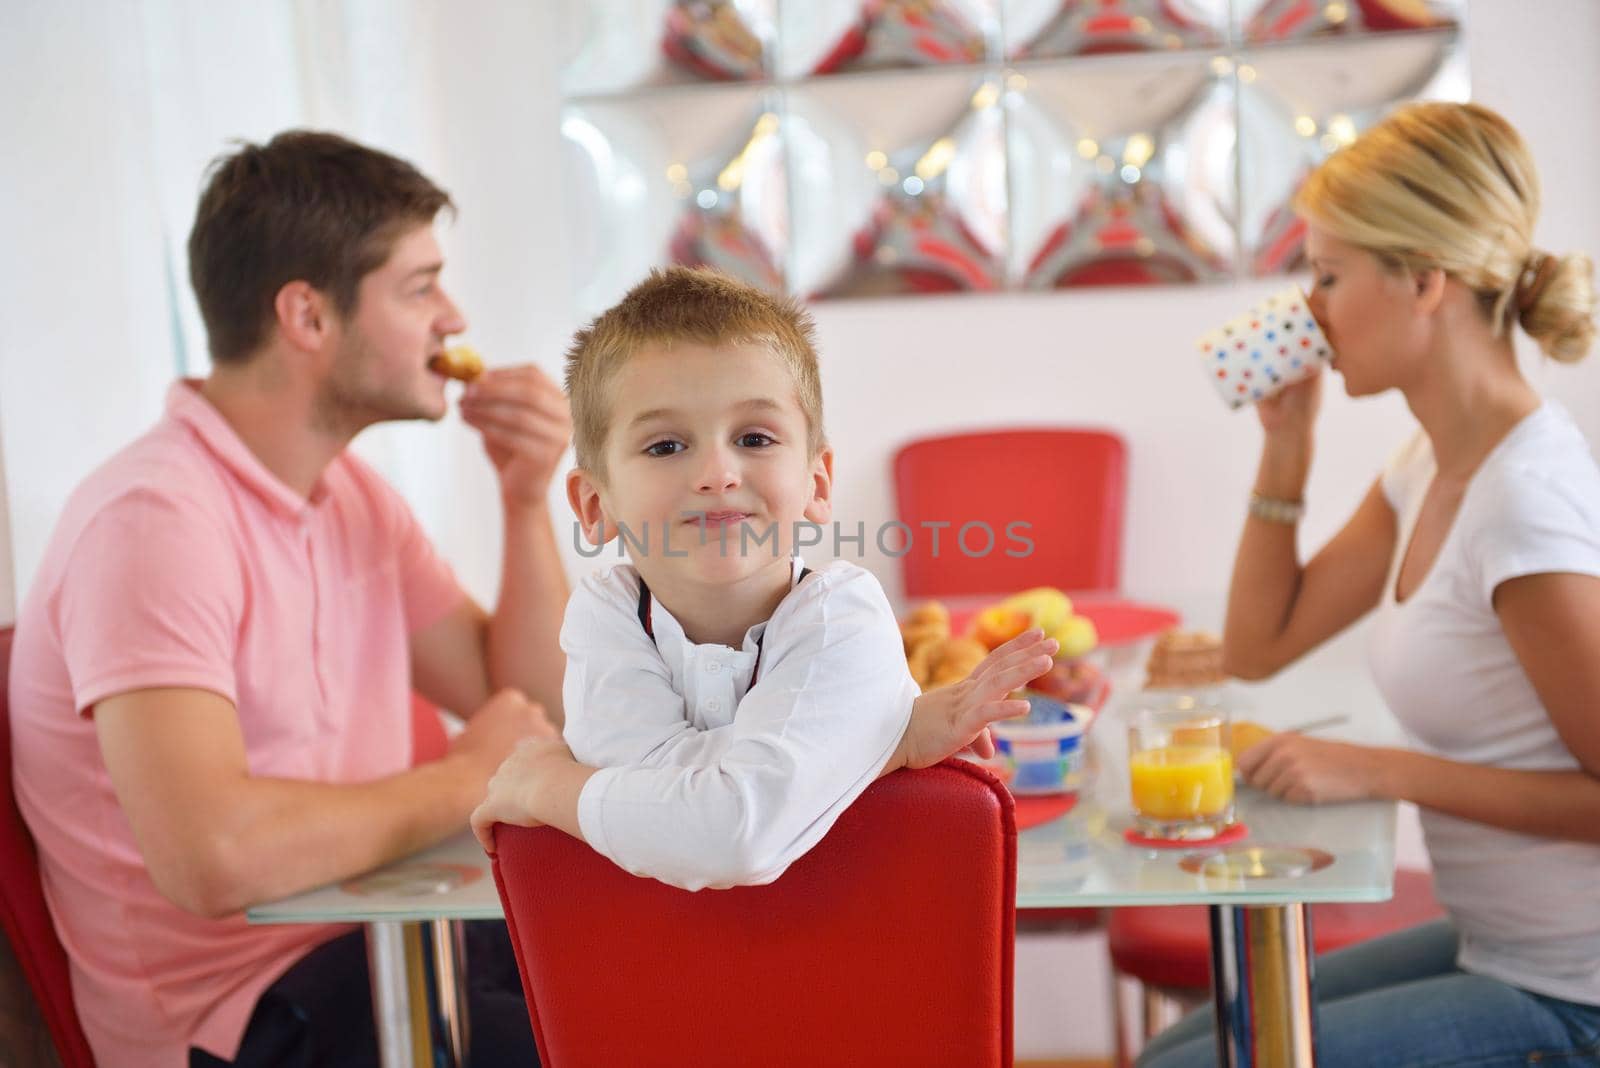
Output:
top-left (894, 427), bottom-right (1129, 936)
top-left (1109, 868), bottom-right (1445, 1065)
top-left (0, 626), bottom-right (97, 1068)
top-left (489, 759), bottom-right (1016, 1068)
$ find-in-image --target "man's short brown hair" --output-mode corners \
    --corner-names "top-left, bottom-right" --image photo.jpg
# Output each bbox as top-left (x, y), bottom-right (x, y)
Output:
top-left (564, 267), bottom-right (826, 480)
top-left (187, 130), bottom-right (453, 364)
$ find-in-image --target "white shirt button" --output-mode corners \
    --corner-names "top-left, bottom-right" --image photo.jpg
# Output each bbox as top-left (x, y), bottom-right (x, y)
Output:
top-left (706, 660), bottom-right (722, 674)
top-left (706, 698), bottom-right (722, 712)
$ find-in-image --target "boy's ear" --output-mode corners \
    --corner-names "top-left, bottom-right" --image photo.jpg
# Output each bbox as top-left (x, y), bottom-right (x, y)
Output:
top-left (802, 447), bottom-right (834, 525)
top-left (566, 467), bottom-right (615, 545)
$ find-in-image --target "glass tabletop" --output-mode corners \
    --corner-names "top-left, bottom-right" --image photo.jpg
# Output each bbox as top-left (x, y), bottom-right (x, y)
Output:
top-left (1014, 690), bottom-right (1396, 909)
top-left (249, 782), bottom-right (1395, 927)
top-left (1016, 784), bottom-right (1395, 909)
top-left (248, 832), bottom-right (503, 925)
top-left (250, 668), bottom-right (1398, 925)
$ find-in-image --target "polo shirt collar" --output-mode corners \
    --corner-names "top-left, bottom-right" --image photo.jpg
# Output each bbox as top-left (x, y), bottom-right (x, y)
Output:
top-left (165, 379), bottom-right (330, 518)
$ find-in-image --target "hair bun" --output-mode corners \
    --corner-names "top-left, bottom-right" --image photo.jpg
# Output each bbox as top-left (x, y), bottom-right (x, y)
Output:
top-left (1517, 252), bottom-right (1596, 363)
top-left (1515, 253), bottom-right (1556, 312)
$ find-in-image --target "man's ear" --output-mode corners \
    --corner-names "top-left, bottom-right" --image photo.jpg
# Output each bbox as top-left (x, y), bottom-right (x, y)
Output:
top-left (1414, 266), bottom-right (1448, 316)
top-left (802, 446), bottom-right (834, 525)
top-left (567, 467), bottom-right (614, 545)
top-left (272, 280), bottom-right (335, 354)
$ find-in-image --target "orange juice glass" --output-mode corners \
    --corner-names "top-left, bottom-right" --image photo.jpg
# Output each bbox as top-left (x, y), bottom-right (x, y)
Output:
top-left (1127, 704), bottom-right (1235, 839)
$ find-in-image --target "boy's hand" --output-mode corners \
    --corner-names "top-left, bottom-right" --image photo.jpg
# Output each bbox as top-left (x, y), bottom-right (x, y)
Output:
top-left (896, 629), bottom-right (1059, 770)
top-left (459, 365), bottom-right (573, 508)
top-left (470, 736), bottom-right (577, 853)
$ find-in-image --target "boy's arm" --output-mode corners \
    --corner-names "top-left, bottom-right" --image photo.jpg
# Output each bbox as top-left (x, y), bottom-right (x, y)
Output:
top-left (472, 627), bottom-right (1059, 856)
top-left (479, 569), bottom-right (910, 889)
top-left (467, 626), bottom-right (1056, 850)
top-left (558, 572), bottom-right (731, 768)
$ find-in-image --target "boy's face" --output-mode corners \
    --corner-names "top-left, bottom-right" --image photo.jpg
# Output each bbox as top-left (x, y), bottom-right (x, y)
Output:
top-left (319, 224), bottom-right (468, 426)
top-left (568, 340), bottom-right (833, 591)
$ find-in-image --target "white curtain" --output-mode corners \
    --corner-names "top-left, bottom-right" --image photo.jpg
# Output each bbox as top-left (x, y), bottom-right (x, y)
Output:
top-left (0, 0), bottom-right (580, 609)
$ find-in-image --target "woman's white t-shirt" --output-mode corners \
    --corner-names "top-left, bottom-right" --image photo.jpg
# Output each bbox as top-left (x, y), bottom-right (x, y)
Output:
top-left (1369, 401), bottom-right (1600, 1006)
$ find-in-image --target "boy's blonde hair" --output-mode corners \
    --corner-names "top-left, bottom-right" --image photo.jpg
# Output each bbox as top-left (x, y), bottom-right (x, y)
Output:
top-left (564, 267), bottom-right (826, 479)
top-left (1296, 101), bottom-right (1595, 362)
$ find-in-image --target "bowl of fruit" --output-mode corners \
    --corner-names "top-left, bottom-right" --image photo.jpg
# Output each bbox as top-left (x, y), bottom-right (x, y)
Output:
top-left (966, 587), bottom-right (1110, 713)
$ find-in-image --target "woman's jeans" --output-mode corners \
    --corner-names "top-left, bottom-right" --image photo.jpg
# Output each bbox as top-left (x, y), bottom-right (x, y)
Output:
top-left (1138, 919), bottom-right (1600, 1068)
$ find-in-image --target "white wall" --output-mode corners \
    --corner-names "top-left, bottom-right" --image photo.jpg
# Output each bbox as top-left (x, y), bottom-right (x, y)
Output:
top-left (1, 0), bottom-right (1596, 1058)
top-left (0, 431), bottom-right (13, 627)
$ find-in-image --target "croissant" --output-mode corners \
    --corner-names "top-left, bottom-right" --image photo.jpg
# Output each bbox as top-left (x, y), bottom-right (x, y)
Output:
top-left (429, 344), bottom-right (485, 382)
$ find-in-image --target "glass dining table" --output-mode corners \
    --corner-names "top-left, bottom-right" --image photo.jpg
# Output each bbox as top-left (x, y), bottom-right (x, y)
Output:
top-left (1017, 733), bottom-right (1397, 1068)
top-left (248, 725), bottom-right (1396, 1068)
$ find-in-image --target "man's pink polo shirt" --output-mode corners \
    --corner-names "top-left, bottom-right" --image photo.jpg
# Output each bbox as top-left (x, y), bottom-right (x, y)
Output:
top-left (9, 381), bottom-right (466, 1066)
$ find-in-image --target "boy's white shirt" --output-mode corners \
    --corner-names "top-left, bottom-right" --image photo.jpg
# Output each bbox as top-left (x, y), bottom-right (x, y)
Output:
top-left (561, 557), bottom-right (918, 891)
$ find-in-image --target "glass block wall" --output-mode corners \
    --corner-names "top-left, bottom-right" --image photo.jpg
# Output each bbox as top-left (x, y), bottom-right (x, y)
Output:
top-left (558, 0), bottom-right (1467, 312)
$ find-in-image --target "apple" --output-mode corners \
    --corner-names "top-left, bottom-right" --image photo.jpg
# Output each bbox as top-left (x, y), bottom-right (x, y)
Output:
top-left (970, 606), bottom-right (1032, 650)
top-left (1054, 615), bottom-right (1098, 659)
top-left (1001, 587), bottom-right (1073, 636)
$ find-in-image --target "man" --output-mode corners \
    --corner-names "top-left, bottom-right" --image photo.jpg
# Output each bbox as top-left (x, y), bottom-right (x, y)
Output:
top-left (8, 130), bottom-right (568, 1066)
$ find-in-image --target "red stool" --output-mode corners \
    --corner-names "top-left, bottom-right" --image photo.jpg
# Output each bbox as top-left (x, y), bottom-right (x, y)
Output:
top-left (1108, 869), bottom-right (1444, 1065)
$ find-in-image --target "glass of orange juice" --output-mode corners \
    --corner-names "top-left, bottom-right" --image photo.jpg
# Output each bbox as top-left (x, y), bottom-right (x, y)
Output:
top-left (1127, 701), bottom-right (1235, 840)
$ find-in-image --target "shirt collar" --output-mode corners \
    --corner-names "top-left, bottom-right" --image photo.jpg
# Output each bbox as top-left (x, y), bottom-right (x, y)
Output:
top-left (648, 556), bottom-right (810, 656)
top-left (165, 379), bottom-right (330, 519)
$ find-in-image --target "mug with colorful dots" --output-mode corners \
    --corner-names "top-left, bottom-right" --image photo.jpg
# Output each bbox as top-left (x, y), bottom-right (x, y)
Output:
top-left (1197, 285), bottom-right (1334, 409)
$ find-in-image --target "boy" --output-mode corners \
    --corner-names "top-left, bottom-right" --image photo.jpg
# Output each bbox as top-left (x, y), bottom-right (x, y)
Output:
top-left (471, 267), bottom-right (1054, 888)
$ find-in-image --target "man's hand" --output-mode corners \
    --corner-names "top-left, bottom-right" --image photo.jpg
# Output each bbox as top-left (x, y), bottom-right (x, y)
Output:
top-left (1236, 732), bottom-right (1386, 805)
top-left (896, 629), bottom-right (1059, 771)
top-left (449, 687), bottom-right (556, 780)
top-left (470, 736), bottom-right (578, 852)
top-left (459, 365), bottom-right (573, 508)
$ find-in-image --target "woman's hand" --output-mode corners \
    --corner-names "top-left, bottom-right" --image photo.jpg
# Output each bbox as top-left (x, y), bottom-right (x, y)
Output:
top-left (1236, 732), bottom-right (1389, 805)
top-left (896, 629), bottom-right (1058, 770)
top-left (1256, 368), bottom-right (1324, 440)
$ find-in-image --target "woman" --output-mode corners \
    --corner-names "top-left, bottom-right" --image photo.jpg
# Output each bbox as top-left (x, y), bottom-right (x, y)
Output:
top-left (1141, 101), bottom-right (1600, 1066)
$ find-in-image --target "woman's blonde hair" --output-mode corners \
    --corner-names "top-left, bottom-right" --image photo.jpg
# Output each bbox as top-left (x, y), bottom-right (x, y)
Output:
top-left (1295, 101), bottom-right (1595, 362)
top-left (564, 266), bottom-right (825, 480)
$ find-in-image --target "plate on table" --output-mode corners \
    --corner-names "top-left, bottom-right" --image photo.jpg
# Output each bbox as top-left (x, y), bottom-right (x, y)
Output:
top-left (946, 596), bottom-right (1180, 648)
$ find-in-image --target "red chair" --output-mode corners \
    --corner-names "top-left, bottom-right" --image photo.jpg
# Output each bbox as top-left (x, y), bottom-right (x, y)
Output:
top-left (892, 428), bottom-right (1128, 598)
top-left (1109, 869), bottom-right (1445, 1064)
top-left (0, 627), bottom-right (97, 1067)
top-left (489, 759), bottom-right (1016, 1068)
top-left (894, 427), bottom-right (1127, 935)
top-left (0, 636), bottom-right (442, 1068)
top-left (410, 693), bottom-right (449, 765)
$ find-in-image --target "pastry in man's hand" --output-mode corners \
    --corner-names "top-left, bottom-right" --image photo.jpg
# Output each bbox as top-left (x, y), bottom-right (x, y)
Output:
top-left (429, 344), bottom-right (485, 382)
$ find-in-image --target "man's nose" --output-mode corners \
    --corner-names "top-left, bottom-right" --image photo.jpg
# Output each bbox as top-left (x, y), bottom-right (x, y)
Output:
top-left (438, 289), bottom-right (468, 336)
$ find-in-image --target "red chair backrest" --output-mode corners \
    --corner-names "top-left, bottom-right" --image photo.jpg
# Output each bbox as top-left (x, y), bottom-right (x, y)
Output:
top-left (410, 693), bottom-right (449, 765)
top-left (893, 428), bottom-right (1128, 598)
top-left (0, 627), bottom-right (96, 1067)
top-left (491, 759), bottom-right (1016, 1068)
